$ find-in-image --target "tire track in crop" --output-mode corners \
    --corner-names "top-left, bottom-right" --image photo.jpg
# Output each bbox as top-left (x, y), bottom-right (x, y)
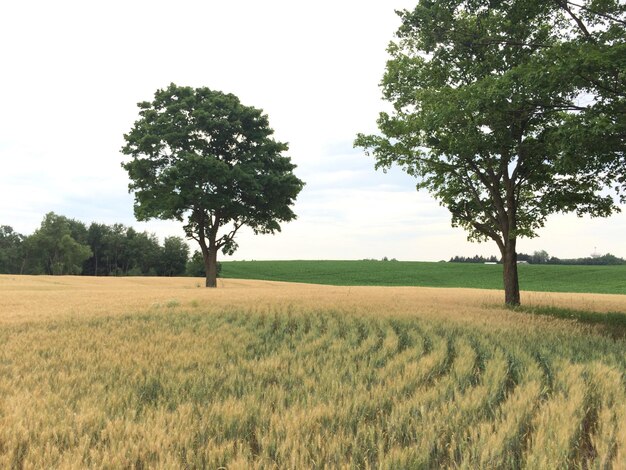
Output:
top-left (454, 346), bottom-right (546, 468)
top-left (210, 312), bottom-right (625, 470)
top-left (169, 311), bottom-right (625, 468)
top-left (425, 343), bottom-right (517, 467)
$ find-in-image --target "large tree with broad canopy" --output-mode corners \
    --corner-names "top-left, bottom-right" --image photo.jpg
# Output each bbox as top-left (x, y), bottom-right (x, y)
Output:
top-left (356, 0), bottom-right (624, 305)
top-left (122, 84), bottom-right (305, 287)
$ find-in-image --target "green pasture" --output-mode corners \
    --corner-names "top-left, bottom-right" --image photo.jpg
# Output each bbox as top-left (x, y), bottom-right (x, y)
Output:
top-left (220, 260), bottom-right (626, 295)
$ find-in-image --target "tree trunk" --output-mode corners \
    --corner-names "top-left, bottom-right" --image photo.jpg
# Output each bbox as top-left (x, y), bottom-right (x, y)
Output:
top-left (203, 243), bottom-right (218, 288)
top-left (501, 240), bottom-right (521, 306)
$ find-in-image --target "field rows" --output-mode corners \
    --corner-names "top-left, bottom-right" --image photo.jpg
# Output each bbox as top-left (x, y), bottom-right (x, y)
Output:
top-left (1, 305), bottom-right (625, 468)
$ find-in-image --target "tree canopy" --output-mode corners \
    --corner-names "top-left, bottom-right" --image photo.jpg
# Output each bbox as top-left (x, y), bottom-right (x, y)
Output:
top-left (25, 212), bottom-right (92, 275)
top-left (0, 214), bottom-right (192, 277)
top-left (121, 84), bottom-right (304, 287)
top-left (0, 225), bottom-right (25, 274)
top-left (355, 0), bottom-right (625, 305)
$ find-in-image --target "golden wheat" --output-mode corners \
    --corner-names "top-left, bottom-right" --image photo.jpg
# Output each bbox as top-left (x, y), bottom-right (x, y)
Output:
top-left (0, 274), bottom-right (625, 468)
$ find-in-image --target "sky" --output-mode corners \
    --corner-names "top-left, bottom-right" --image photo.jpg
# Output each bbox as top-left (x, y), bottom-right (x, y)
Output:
top-left (1, 0), bottom-right (624, 262)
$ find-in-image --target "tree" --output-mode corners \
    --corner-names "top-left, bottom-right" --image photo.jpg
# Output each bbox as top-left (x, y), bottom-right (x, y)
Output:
top-left (355, 0), bottom-right (624, 305)
top-left (103, 223), bottom-right (127, 276)
top-left (26, 213), bottom-right (92, 275)
top-left (84, 222), bottom-right (113, 276)
top-left (0, 226), bottom-right (25, 274)
top-left (531, 250), bottom-right (550, 264)
top-left (127, 230), bottom-right (161, 276)
top-left (122, 84), bottom-right (304, 287)
top-left (547, 1), bottom-right (626, 204)
top-left (160, 236), bottom-right (190, 276)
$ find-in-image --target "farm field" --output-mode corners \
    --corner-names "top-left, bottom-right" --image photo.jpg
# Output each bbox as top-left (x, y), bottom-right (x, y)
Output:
top-left (221, 260), bottom-right (626, 295)
top-left (1, 275), bottom-right (625, 468)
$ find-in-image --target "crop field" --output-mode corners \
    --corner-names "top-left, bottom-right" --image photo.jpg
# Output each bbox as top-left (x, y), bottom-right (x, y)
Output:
top-left (1, 275), bottom-right (626, 468)
top-left (221, 260), bottom-right (626, 295)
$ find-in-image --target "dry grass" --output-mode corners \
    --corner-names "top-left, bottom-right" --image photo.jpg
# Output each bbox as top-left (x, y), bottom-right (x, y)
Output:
top-left (1, 275), bottom-right (625, 468)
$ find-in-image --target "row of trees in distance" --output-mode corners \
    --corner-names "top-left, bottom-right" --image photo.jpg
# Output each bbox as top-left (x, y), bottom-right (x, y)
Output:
top-left (0, 212), bottom-right (212, 277)
top-left (450, 252), bottom-right (625, 265)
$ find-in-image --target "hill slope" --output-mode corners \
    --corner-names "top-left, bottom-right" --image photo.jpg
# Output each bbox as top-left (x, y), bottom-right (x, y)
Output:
top-left (221, 260), bottom-right (626, 295)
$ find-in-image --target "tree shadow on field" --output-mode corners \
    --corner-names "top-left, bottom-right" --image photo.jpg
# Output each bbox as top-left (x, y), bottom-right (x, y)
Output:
top-left (511, 305), bottom-right (626, 340)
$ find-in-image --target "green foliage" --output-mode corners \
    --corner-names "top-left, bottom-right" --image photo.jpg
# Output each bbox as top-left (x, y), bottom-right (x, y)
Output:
top-left (160, 236), bottom-right (190, 276)
top-left (121, 83), bottom-right (304, 286)
top-left (220, 260), bottom-right (626, 295)
top-left (83, 223), bottom-right (192, 277)
top-left (517, 251), bottom-right (626, 265)
top-left (25, 213), bottom-right (92, 275)
top-left (355, 0), bottom-right (625, 304)
top-left (0, 226), bottom-right (25, 274)
top-left (531, 250), bottom-right (549, 264)
top-left (450, 254), bottom-right (499, 263)
top-left (83, 223), bottom-right (163, 276)
top-left (2, 214), bottom-right (192, 277)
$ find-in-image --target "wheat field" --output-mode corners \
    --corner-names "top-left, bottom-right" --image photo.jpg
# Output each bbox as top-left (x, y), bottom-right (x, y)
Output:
top-left (1, 275), bottom-right (625, 468)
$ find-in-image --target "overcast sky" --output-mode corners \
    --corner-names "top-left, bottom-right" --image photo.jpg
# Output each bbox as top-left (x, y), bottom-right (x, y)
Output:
top-left (1, 0), bottom-right (624, 261)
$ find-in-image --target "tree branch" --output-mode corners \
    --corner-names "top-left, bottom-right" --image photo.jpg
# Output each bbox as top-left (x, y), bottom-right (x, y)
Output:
top-left (216, 221), bottom-right (244, 249)
top-left (559, 0), bottom-right (593, 39)
top-left (462, 172), bottom-right (501, 230)
top-left (463, 156), bottom-right (509, 232)
top-left (565, 0), bottom-right (626, 26)
top-left (576, 73), bottom-right (626, 99)
top-left (471, 38), bottom-right (550, 49)
top-left (472, 221), bottom-right (504, 252)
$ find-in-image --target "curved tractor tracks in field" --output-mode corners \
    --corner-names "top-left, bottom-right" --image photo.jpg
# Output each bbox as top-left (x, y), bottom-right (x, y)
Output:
top-left (1, 307), bottom-right (625, 468)
top-left (202, 310), bottom-right (626, 468)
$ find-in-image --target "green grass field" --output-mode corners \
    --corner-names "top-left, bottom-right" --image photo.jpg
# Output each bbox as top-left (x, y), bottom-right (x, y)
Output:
top-left (221, 260), bottom-right (626, 295)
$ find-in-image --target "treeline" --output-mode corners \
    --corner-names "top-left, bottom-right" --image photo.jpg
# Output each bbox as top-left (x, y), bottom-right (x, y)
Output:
top-left (517, 251), bottom-right (626, 266)
top-left (449, 255), bottom-right (499, 263)
top-left (450, 250), bottom-right (625, 265)
top-left (0, 212), bottom-right (212, 276)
